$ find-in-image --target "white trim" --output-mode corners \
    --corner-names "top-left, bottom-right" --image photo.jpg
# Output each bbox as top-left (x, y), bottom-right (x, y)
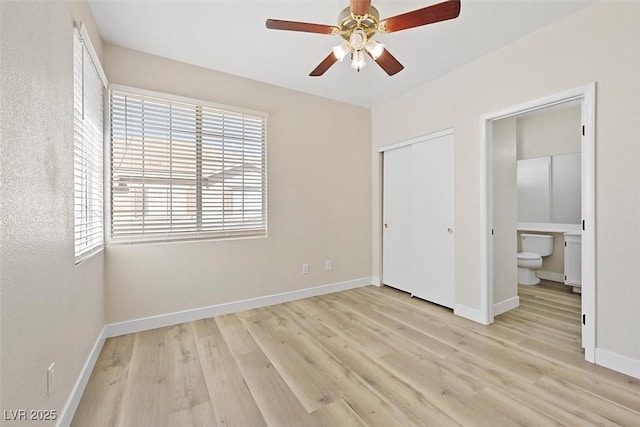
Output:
top-left (103, 84), bottom-right (111, 247)
top-left (595, 348), bottom-right (640, 380)
top-left (581, 83), bottom-right (597, 363)
top-left (56, 327), bottom-right (107, 427)
top-left (104, 277), bottom-right (373, 338)
top-left (74, 22), bottom-right (107, 87)
top-left (493, 296), bottom-right (520, 316)
top-left (482, 92), bottom-right (584, 122)
top-left (109, 84), bottom-right (268, 119)
top-left (479, 83), bottom-right (597, 363)
top-left (371, 276), bottom-right (382, 286)
top-left (454, 304), bottom-right (489, 325)
top-left (378, 127), bottom-right (453, 153)
top-left (536, 270), bottom-right (564, 283)
top-left (479, 117), bottom-right (493, 325)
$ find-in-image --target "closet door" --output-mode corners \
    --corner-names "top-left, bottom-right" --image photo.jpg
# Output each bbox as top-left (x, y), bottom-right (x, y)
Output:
top-left (382, 132), bottom-right (455, 308)
top-left (411, 134), bottom-right (455, 308)
top-left (382, 145), bottom-right (412, 293)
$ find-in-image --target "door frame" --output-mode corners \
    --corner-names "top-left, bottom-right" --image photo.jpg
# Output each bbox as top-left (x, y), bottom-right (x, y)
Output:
top-left (479, 83), bottom-right (596, 362)
top-left (378, 127), bottom-right (454, 153)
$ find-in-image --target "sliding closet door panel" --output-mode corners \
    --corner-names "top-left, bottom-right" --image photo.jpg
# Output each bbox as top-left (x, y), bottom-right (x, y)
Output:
top-left (382, 145), bottom-right (412, 292)
top-left (411, 135), bottom-right (455, 308)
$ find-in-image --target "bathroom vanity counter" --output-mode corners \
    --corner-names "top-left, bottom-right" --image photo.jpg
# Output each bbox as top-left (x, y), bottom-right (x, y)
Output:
top-left (517, 222), bottom-right (581, 233)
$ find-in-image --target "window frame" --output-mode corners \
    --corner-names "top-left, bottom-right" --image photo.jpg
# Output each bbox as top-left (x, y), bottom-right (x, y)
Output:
top-left (73, 22), bottom-right (108, 264)
top-left (106, 84), bottom-right (268, 246)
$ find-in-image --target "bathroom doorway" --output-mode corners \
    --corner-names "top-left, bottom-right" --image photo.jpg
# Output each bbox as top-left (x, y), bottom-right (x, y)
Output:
top-left (479, 84), bottom-right (596, 362)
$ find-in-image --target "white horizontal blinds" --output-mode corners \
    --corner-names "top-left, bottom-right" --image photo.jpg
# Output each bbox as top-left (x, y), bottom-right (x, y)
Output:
top-left (110, 90), bottom-right (267, 244)
top-left (73, 30), bottom-right (105, 262)
top-left (201, 108), bottom-right (266, 232)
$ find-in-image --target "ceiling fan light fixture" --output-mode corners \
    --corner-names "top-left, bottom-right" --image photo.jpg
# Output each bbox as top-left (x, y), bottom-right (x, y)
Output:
top-left (332, 41), bottom-right (352, 62)
top-left (365, 39), bottom-right (385, 60)
top-left (266, 0), bottom-right (462, 77)
top-left (349, 29), bottom-right (367, 50)
top-left (351, 49), bottom-right (366, 71)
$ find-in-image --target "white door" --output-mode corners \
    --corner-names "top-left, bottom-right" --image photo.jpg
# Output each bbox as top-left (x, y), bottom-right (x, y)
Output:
top-left (382, 145), bottom-right (412, 292)
top-left (411, 135), bottom-right (455, 307)
top-left (382, 132), bottom-right (455, 308)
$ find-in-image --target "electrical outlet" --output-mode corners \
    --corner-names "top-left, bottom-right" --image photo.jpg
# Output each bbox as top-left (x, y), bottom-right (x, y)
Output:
top-left (325, 260), bottom-right (333, 271)
top-left (302, 263), bottom-right (309, 274)
top-left (47, 363), bottom-right (55, 396)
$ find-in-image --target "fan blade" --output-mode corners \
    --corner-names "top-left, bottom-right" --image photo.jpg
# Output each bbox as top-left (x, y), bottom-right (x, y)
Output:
top-left (350, 0), bottom-right (371, 16)
top-left (310, 52), bottom-right (338, 77)
top-left (266, 19), bottom-right (337, 35)
top-left (379, 0), bottom-right (461, 33)
top-left (367, 49), bottom-right (404, 76)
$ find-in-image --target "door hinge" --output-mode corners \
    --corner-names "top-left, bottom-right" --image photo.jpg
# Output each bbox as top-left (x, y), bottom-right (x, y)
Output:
top-left (491, 229), bottom-right (494, 236)
top-left (582, 125), bottom-right (585, 136)
top-left (582, 314), bottom-right (586, 325)
top-left (565, 275), bottom-right (568, 281)
top-left (582, 219), bottom-right (585, 231)
top-left (564, 241), bottom-right (567, 247)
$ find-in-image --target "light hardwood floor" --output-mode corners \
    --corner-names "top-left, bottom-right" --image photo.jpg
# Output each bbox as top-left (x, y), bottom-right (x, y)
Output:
top-left (72, 282), bottom-right (640, 426)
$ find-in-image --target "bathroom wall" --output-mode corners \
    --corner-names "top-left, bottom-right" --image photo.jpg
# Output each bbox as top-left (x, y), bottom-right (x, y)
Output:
top-left (516, 104), bottom-right (581, 160)
top-left (516, 104), bottom-right (581, 279)
top-left (494, 105), bottom-right (578, 299)
top-left (493, 118), bottom-right (518, 306)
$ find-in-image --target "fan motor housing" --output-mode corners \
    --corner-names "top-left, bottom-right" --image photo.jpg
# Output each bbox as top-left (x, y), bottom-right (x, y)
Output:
top-left (337, 6), bottom-right (380, 40)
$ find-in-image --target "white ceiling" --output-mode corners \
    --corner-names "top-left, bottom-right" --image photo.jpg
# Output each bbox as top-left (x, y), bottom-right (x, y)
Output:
top-left (88, 0), bottom-right (593, 108)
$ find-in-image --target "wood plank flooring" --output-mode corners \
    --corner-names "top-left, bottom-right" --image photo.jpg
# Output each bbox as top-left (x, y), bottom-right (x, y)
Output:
top-left (72, 282), bottom-right (640, 426)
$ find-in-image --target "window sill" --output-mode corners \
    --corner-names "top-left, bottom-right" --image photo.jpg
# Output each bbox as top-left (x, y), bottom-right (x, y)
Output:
top-left (75, 246), bottom-right (105, 266)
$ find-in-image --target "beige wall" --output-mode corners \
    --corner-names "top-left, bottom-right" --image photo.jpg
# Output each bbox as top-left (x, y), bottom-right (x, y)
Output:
top-left (372, 2), bottom-right (640, 360)
top-left (103, 45), bottom-right (372, 323)
top-left (492, 118), bottom-right (517, 304)
top-left (0, 0), bottom-right (105, 418)
top-left (517, 104), bottom-right (581, 160)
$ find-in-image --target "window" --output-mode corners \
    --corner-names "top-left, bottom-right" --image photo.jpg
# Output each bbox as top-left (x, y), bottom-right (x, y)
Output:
top-left (109, 88), bottom-right (267, 244)
top-left (73, 25), bottom-right (106, 262)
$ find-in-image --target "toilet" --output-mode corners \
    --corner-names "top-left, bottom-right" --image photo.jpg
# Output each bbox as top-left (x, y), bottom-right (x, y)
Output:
top-left (517, 234), bottom-right (554, 285)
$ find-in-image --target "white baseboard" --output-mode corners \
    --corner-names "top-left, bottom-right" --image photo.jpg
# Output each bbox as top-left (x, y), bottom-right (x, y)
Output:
top-left (595, 348), bottom-right (640, 380)
top-left (493, 296), bottom-right (520, 316)
top-left (56, 327), bottom-right (107, 427)
top-left (371, 276), bottom-right (381, 286)
top-left (537, 270), bottom-right (564, 283)
top-left (454, 304), bottom-right (489, 325)
top-left (105, 277), bottom-right (373, 338)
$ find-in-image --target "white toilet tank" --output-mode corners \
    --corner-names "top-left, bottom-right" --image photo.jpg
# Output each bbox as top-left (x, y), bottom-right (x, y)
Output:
top-left (521, 234), bottom-right (554, 256)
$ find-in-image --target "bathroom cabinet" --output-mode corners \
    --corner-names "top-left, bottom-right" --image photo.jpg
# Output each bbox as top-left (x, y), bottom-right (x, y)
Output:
top-left (564, 232), bottom-right (582, 293)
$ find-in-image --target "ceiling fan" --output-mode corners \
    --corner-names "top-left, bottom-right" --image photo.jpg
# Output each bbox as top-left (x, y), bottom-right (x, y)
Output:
top-left (265, 0), bottom-right (461, 76)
